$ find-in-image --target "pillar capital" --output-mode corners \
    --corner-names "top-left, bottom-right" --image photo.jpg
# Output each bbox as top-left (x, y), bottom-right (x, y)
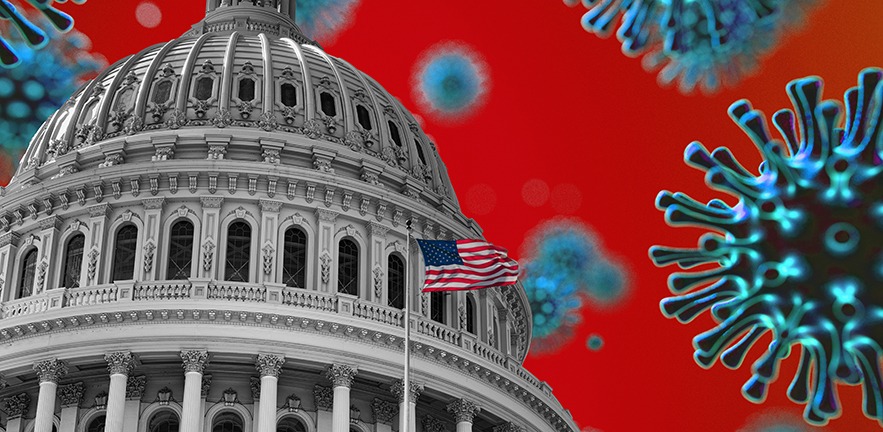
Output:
top-left (422, 415), bottom-right (447, 432)
top-left (58, 382), bottom-right (85, 407)
top-left (326, 364), bottom-right (357, 388)
top-left (3, 393), bottom-right (30, 419)
top-left (371, 398), bottom-right (398, 425)
top-left (180, 350), bottom-right (209, 373)
top-left (492, 422), bottom-right (525, 432)
top-left (255, 353), bottom-right (285, 378)
top-left (447, 398), bottom-right (480, 423)
top-left (390, 379), bottom-right (423, 404)
top-left (105, 351), bottom-right (135, 376)
top-left (313, 384), bottom-right (333, 411)
top-left (34, 358), bottom-right (68, 384)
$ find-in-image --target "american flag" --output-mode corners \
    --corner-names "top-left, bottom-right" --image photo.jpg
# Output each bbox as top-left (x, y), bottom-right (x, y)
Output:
top-left (416, 239), bottom-right (520, 292)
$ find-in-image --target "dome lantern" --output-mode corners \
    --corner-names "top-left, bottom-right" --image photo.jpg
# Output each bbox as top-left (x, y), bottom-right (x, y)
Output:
top-left (196, 0), bottom-right (308, 41)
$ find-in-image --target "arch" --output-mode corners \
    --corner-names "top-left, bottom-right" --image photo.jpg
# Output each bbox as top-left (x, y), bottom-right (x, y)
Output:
top-left (61, 232), bottom-right (86, 288)
top-left (139, 402), bottom-right (184, 432)
top-left (276, 215), bottom-right (313, 290)
top-left (224, 220), bottom-right (252, 282)
top-left (22, 415), bottom-right (60, 432)
top-left (105, 214), bottom-right (145, 283)
top-left (111, 224), bottom-right (139, 281)
top-left (274, 411), bottom-right (315, 432)
top-left (147, 408), bottom-right (180, 432)
top-left (465, 293), bottom-right (477, 334)
top-left (16, 247), bottom-right (38, 299)
top-left (336, 238), bottom-right (359, 297)
top-left (166, 219), bottom-right (196, 280)
top-left (387, 253), bottom-right (405, 310)
top-left (203, 404), bottom-right (253, 432)
top-left (281, 226), bottom-right (308, 288)
top-left (158, 208), bottom-right (202, 280)
top-left (218, 209), bottom-right (260, 282)
top-left (348, 423), bottom-right (370, 432)
top-left (77, 408), bottom-right (107, 432)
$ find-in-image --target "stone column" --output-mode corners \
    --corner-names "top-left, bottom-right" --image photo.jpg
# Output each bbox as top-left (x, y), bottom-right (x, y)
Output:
top-left (447, 399), bottom-right (480, 432)
top-left (180, 350), bottom-right (209, 432)
top-left (3, 393), bottom-right (30, 432)
top-left (140, 198), bottom-right (165, 281)
top-left (315, 209), bottom-right (338, 292)
top-left (326, 364), bottom-right (357, 432)
top-left (198, 197), bottom-right (224, 279)
top-left (57, 382), bottom-right (84, 432)
top-left (124, 376), bottom-right (146, 432)
top-left (391, 379), bottom-right (423, 432)
top-left (0, 232), bottom-right (21, 303)
top-left (200, 375), bottom-right (213, 432)
top-left (86, 204), bottom-right (112, 286)
top-left (255, 354), bottom-right (285, 432)
top-left (36, 216), bottom-right (62, 293)
top-left (258, 200), bottom-right (282, 284)
top-left (367, 222), bottom-right (389, 303)
top-left (313, 385), bottom-right (333, 431)
top-left (33, 359), bottom-right (68, 432)
top-left (104, 352), bottom-right (134, 432)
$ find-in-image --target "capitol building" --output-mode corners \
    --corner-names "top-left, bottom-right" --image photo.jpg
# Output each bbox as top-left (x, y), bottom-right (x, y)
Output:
top-left (0, 2), bottom-right (578, 432)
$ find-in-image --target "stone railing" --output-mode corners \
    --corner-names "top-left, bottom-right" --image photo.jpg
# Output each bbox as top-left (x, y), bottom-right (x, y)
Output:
top-left (353, 302), bottom-right (403, 326)
top-left (207, 282), bottom-right (267, 302)
top-left (65, 284), bottom-right (119, 307)
top-left (416, 319), bottom-right (460, 345)
top-left (133, 281), bottom-right (192, 301)
top-left (281, 288), bottom-right (337, 312)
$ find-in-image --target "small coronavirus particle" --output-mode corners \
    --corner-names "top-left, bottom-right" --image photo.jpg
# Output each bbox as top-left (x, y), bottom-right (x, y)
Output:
top-left (563, 0), bottom-right (816, 93)
top-left (412, 41), bottom-right (489, 122)
top-left (0, 0), bottom-right (85, 67)
top-left (294, 0), bottom-right (360, 42)
top-left (650, 68), bottom-right (883, 425)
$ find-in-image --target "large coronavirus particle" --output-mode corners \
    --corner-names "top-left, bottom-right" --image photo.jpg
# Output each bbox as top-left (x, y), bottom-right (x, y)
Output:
top-left (650, 68), bottom-right (883, 425)
top-left (293, 0), bottom-right (360, 42)
top-left (412, 41), bottom-right (489, 122)
top-left (0, 0), bottom-right (85, 67)
top-left (563, 0), bottom-right (815, 93)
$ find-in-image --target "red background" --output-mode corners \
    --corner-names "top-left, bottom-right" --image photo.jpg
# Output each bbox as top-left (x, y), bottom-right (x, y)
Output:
top-left (43, 1), bottom-right (883, 430)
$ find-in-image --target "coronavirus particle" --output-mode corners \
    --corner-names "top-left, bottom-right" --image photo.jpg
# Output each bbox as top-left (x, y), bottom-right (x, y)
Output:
top-left (586, 334), bottom-right (604, 351)
top-left (294, 0), bottom-right (360, 42)
top-left (650, 68), bottom-right (883, 425)
top-left (412, 41), bottom-right (489, 122)
top-left (0, 0), bottom-right (85, 67)
top-left (563, 0), bottom-right (815, 93)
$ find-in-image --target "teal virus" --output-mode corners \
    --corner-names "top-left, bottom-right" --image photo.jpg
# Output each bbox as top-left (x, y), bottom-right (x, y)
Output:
top-left (412, 42), bottom-right (489, 122)
top-left (294, 0), bottom-right (360, 42)
top-left (563, 0), bottom-right (815, 93)
top-left (650, 68), bottom-right (883, 425)
top-left (0, 0), bottom-right (85, 68)
top-left (522, 219), bottom-right (626, 354)
top-left (587, 334), bottom-right (604, 351)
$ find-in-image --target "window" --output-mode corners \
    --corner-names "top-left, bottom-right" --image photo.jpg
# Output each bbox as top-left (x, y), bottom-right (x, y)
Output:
top-left (112, 225), bottom-right (138, 281)
top-left (225, 222), bottom-right (251, 282)
top-left (167, 220), bottom-right (195, 279)
top-left (149, 411), bottom-right (180, 432)
top-left (280, 83), bottom-right (297, 107)
top-left (276, 417), bottom-right (307, 432)
top-left (337, 239), bottom-right (358, 296)
top-left (388, 121), bottom-right (402, 147)
top-left (493, 318), bottom-right (500, 349)
top-left (153, 81), bottom-right (173, 105)
top-left (212, 412), bottom-right (244, 432)
top-left (320, 92), bottom-right (336, 117)
top-left (87, 415), bottom-right (106, 432)
top-left (282, 227), bottom-right (307, 288)
top-left (356, 105), bottom-right (372, 130)
top-left (115, 88), bottom-right (136, 111)
top-left (431, 291), bottom-right (445, 324)
top-left (415, 140), bottom-right (427, 165)
top-left (62, 234), bottom-right (85, 288)
top-left (17, 248), bottom-right (37, 299)
top-left (238, 78), bottom-right (255, 101)
top-left (387, 255), bottom-right (405, 309)
top-left (465, 295), bottom-right (476, 334)
top-left (195, 77), bottom-right (213, 101)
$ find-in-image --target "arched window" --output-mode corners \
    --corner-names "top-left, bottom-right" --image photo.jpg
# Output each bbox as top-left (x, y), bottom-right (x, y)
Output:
top-left (112, 225), bottom-right (138, 281)
top-left (414, 140), bottom-right (427, 165)
top-left (152, 81), bottom-right (173, 105)
top-left (387, 255), bottom-right (405, 309)
top-left (148, 410), bottom-right (180, 432)
top-left (17, 248), bottom-right (37, 299)
top-left (337, 239), bottom-right (358, 296)
top-left (238, 78), bottom-right (255, 101)
top-left (195, 77), bottom-right (213, 101)
top-left (212, 412), bottom-right (244, 432)
top-left (167, 220), bottom-right (195, 279)
top-left (465, 295), bottom-right (476, 334)
top-left (388, 121), bottom-right (402, 147)
top-left (280, 83), bottom-right (297, 107)
top-left (62, 233), bottom-right (85, 288)
top-left (282, 227), bottom-right (307, 288)
top-left (320, 92), bottom-right (336, 117)
top-left (430, 291), bottom-right (446, 324)
top-left (225, 222), bottom-right (251, 282)
top-left (87, 415), bottom-right (106, 432)
top-left (276, 417), bottom-right (307, 432)
top-left (356, 105), bottom-right (372, 130)
top-left (493, 317), bottom-right (500, 349)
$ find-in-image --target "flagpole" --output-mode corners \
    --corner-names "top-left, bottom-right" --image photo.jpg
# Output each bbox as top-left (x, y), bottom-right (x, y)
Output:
top-left (403, 219), bottom-right (413, 432)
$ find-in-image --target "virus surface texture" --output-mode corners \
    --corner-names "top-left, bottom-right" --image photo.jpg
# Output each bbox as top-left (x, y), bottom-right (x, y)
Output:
top-left (563, 0), bottom-right (815, 93)
top-left (650, 68), bottom-right (883, 425)
top-left (522, 219), bottom-right (626, 354)
top-left (412, 42), bottom-right (489, 122)
top-left (294, 0), bottom-right (359, 43)
top-left (0, 0), bottom-right (84, 68)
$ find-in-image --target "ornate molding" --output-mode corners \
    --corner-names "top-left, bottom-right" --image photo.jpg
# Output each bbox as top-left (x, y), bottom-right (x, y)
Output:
top-left (126, 375), bottom-right (147, 399)
top-left (447, 398), bottom-right (480, 423)
top-left (422, 415), bottom-right (447, 432)
top-left (371, 398), bottom-right (398, 425)
top-left (326, 364), bottom-right (357, 388)
top-left (141, 197), bottom-right (165, 210)
top-left (58, 382), bottom-right (84, 407)
top-left (33, 358), bottom-right (68, 383)
top-left (200, 196), bottom-right (224, 208)
top-left (313, 385), bottom-right (333, 411)
top-left (258, 199), bottom-right (283, 213)
top-left (249, 377), bottom-right (261, 400)
top-left (3, 393), bottom-right (30, 419)
top-left (390, 379), bottom-right (423, 404)
top-left (105, 351), bottom-right (134, 375)
top-left (180, 350), bottom-right (208, 373)
top-left (368, 222), bottom-right (389, 238)
top-left (255, 353), bottom-right (285, 378)
top-left (88, 203), bottom-right (112, 219)
top-left (315, 208), bottom-right (339, 222)
top-left (201, 374), bottom-right (213, 398)
top-left (493, 423), bottom-right (525, 432)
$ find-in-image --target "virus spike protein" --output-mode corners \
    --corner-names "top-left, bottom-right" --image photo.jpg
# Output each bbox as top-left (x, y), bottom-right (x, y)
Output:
top-left (0, 0), bottom-right (81, 67)
top-left (650, 68), bottom-right (883, 426)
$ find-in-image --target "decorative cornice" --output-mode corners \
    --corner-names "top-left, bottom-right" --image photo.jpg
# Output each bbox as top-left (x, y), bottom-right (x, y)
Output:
top-left (422, 415), bottom-right (447, 432)
top-left (313, 384), bottom-right (333, 411)
top-left (315, 208), bottom-right (339, 222)
top-left (390, 379), bottom-right (423, 404)
top-left (447, 398), bottom-right (480, 423)
top-left (88, 203), bottom-right (113, 219)
top-left (326, 364), bottom-right (357, 388)
top-left (38, 215), bottom-right (63, 231)
top-left (200, 196), bottom-right (224, 208)
top-left (58, 382), bottom-right (84, 406)
top-left (180, 350), bottom-right (208, 373)
top-left (126, 375), bottom-right (147, 399)
top-left (3, 393), bottom-right (30, 418)
top-left (368, 222), bottom-right (389, 238)
top-left (141, 197), bottom-right (166, 210)
top-left (105, 351), bottom-right (134, 375)
top-left (255, 353), bottom-right (285, 378)
top-left (33, 358), bottom-right (68, 383)
top-left (371, 398), bottom-right (398, 425)
top-left (0, 232), bottom-right (21, 247)
top-left (258, 199), bottom-right (283, 213)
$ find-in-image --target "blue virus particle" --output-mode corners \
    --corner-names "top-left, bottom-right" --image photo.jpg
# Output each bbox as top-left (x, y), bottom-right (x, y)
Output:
top-left (522, 219), bottom-right (627, 354)
top-left (650, 68), bottom-right (883, 425)
top-left (563, 0), bottom-right (815, 93)
top-left (586, 334), bottom-right (604, 351)
top-left (0, 18), bottom-right (102, 165)
top-left (737, 409), bottom-right (811, 432)
top-left (0, 0), bottom-right (85, 68)
top-left (294, 0), bottom-right (360, 42)
top-left (412, 42), bottom-right (489, 122)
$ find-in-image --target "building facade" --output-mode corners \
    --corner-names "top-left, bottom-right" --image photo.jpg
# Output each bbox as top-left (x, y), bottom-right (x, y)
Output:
top-left (0, 2), bottom-right (578, 432)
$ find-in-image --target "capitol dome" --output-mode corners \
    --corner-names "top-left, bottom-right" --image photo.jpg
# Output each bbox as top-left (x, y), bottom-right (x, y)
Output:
top-left (0, 2), bottom-right (578, 432)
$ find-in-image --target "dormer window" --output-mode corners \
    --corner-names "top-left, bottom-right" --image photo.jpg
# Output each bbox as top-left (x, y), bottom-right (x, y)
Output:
top-left (280, 83), bottom-right (297, 107)
top-left (152, 81), bottom-right (173, 105)
top-left (356, 105), bottom-right (372, 130)
top-left (415, 139), bottom-right (427, 165)
top-left (320, 92), bottom-right (336, 117)
top-left (238, 78), bottom-right (255, 101)
top-left (388, 121), bottom-right (402, 147)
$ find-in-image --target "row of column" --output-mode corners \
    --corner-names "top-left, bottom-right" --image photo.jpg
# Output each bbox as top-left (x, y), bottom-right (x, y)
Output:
top-left (17, 353), bottom-right (483, 432)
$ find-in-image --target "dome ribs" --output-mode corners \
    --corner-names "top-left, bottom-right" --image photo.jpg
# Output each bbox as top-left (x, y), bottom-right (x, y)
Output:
top-left (258, 34), bottom-right (274, 116)
top-left (282, 38), bottom-right (314, 121)
top-left (218, 32), bottom-right (242, 113)
top-left (303, 44), bottom-right (354, 135)
top-left (176, 33), bottom-right (213, 114)
top-left (134, 39), bottom-right (183, 123)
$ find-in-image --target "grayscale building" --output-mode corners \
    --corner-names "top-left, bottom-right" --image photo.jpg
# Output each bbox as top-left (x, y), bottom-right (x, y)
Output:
top-left (0, 2), bottom-right (578, 432)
